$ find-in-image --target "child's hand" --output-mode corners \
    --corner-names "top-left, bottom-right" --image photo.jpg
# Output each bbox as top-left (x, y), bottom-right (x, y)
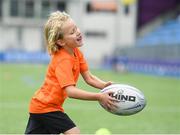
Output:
top-left (104, 81), bottom-right (113, 88)
top-left (99, 91), bottom-right (118, 111)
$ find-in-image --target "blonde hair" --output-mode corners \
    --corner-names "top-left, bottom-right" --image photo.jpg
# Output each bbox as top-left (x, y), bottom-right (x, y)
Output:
top-left (44, 11), bottom-right (70, 54)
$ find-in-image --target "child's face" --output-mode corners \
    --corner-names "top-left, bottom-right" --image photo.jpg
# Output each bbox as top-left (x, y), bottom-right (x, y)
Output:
top-left (59, 18), bottom-right (83, 50)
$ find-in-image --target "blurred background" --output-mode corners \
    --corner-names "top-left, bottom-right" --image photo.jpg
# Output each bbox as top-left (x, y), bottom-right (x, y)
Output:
top-left (0, 0), bottom-right (180, 134)
top-left (0, 0), bottom-right (180, 76)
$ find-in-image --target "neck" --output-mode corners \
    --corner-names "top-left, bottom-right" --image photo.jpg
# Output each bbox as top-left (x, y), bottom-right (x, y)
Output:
top-left (63, 47), bottom-right (75, 56)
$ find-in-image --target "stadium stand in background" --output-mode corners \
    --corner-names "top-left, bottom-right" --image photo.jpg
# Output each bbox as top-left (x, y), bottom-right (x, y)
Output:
top-left (137, 17), bottom-right (180, 46)
top-left (0, 0), bottom-right (180, 78)
top-left (104, 0), bottom-right (180, 77)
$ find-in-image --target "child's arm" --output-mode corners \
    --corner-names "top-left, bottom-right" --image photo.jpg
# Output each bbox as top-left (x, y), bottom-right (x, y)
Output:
top-left (65, 85), bottom-right (117, 109)
top-left (81, 71), bottom-right (112, 89)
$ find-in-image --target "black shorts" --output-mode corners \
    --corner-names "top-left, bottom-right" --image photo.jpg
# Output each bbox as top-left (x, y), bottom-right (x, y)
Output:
top-left (25, 111), bottom-right (76, 134)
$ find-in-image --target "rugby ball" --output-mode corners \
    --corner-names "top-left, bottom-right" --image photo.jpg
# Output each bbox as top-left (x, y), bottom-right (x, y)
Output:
top-left (100, 84), bottom-right (146, 116)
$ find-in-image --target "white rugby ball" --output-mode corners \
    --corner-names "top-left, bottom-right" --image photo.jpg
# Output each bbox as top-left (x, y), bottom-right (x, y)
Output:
top-left (100, 84), bottom-right (146, 116)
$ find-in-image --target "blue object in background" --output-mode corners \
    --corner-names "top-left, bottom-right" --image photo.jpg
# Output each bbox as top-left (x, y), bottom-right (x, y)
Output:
top-left (0, 51), bottom-right (50, 64)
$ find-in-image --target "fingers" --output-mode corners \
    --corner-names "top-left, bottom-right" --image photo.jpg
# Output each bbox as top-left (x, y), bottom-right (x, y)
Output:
top-left (100, 92), bottom-right (119, 112)
top-left (106, 90), bottom-right (114, 95)
top-left (107, 93), bottom-right (119, 111)
top-left (106, 91), bottom-right (119, 102)
top-left (110, 97), bottom-right (119, 102)
top-left (101, 96), bottom-right (118, 109)
top-left (106, 101), bottom-right (118, 112)
top-left (104, 81), bottom-right (112, 87)
top-left (109, 100), bottom-right (118, 108)
top-left (104, 97), bottom-right (118, 112)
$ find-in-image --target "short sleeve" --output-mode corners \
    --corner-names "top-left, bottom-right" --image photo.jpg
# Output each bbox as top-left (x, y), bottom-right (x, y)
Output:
top-left (77, 49), bottom-right (88, 73)
top-left (55, 59), bottom-right (75, 88)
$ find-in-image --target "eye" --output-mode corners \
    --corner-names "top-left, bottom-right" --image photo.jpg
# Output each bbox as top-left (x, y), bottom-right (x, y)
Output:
top-left (70, 29), bottom-right (75, 34)
top-left (70, 26), bottom-right (77, 34)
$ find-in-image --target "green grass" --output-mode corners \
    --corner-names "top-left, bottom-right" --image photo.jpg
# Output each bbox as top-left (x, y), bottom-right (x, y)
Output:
top-left (0, 63), bottom-right (180, 134)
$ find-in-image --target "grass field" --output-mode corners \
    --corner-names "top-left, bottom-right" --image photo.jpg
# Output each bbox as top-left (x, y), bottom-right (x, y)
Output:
top-left (0, 63), bottom-right (180, 134)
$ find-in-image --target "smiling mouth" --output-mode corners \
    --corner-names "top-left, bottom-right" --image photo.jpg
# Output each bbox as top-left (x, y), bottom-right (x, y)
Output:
top-left (77, 36), bottom-right (82, 42)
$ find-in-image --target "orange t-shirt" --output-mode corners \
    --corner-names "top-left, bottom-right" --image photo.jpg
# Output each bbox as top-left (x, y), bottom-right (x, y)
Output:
top-left (29, 48), bottom-right (88, 113)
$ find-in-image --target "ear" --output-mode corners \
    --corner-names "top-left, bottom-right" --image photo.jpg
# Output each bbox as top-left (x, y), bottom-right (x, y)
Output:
top-left (56, 39), bottom-right (65, 47)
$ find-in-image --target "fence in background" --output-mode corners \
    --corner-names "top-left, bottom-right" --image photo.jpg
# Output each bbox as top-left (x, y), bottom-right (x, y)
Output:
top-left (103, 45), bottom-right (180, 78)
top-left (0, 51), bottom-right (50, 64)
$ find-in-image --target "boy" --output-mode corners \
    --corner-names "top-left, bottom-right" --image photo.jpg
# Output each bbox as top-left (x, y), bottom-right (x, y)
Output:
top-left (25, 11), bottom-right (117, 134)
